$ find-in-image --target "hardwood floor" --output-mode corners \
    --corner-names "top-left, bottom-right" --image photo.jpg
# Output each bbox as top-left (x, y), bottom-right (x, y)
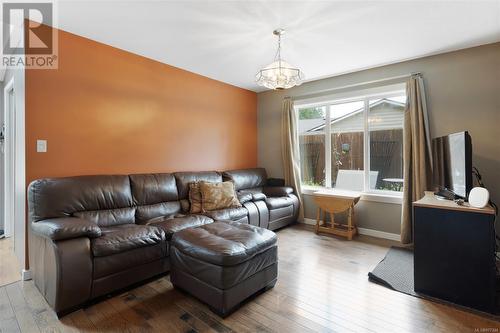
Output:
top-left (0, 237), bottom-right (21, 287)
top-left (1, 224), bottom-right (499, 333)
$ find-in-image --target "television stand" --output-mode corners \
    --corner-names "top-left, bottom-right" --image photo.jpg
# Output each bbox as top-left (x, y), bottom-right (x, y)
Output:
top-left (413, 192), bottom-right (497, 313)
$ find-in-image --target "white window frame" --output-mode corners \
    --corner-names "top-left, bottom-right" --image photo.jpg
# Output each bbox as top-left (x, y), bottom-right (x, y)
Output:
top-left (296, 85), bottom-right (406, 204)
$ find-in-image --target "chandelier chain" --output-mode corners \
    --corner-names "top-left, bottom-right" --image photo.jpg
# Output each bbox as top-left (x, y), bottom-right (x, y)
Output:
top-left (273, 33), bottom-right (282, 74)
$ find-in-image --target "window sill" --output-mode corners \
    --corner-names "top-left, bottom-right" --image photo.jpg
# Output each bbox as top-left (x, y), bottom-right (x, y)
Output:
top-left (301, 186), bottom-right (402, 204)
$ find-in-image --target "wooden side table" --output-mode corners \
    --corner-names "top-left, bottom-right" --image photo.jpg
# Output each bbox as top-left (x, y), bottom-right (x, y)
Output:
top-left (313, 189), bottom-right (361, 240)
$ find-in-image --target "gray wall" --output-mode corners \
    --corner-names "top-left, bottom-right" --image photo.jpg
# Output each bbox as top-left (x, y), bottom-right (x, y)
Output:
top-left (258, 42), bottom-right (500, 234)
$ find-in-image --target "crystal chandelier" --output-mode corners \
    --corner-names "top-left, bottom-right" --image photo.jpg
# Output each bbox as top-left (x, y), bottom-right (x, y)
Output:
top-left (255, 29), bottom-right (304, 90)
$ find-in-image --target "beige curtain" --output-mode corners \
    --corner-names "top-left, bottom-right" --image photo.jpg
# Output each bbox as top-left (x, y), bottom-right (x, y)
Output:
top-left (281, 98), bottom-right (304, 221)
top-left (401, 75), bottom-right (433, 244)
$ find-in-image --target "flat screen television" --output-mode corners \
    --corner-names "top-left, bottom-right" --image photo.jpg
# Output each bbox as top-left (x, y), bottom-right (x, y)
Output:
top-left (432, 131), bottom-right (472, 200)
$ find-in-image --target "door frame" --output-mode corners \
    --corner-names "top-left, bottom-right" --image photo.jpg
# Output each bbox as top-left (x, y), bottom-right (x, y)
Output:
top-left (3, 75), bottom-right (27, 274)
top-left (3, 78), bottom-right (15, 238)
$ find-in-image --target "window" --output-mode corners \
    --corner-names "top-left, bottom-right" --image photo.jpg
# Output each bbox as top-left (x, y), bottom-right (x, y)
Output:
top-left (299, 106), bottom-right (326, 187)
top-left (298, 90), bottom-right (406, 195)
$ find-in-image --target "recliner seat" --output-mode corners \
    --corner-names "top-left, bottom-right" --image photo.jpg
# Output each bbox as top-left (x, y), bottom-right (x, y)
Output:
top-left (223, 168), bottom-right (299, 230)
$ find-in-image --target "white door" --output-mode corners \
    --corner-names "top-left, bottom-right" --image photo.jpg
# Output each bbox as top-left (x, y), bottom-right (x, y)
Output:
top-left (0, 99), bottom-right (4, 238)
top-left (3, 80), bottom-right (15, 240)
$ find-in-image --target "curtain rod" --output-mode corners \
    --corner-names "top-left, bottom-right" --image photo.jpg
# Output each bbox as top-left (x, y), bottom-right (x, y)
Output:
top-left (288, 72), bottom-right (421, 101)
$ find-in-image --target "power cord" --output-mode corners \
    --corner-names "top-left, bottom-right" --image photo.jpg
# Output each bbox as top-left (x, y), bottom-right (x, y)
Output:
top-left (474, 167), bottom-right (500, 266)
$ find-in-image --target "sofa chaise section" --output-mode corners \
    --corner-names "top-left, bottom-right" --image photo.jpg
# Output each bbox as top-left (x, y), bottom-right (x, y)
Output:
top-left (223, 168), bottom-right (299, 230)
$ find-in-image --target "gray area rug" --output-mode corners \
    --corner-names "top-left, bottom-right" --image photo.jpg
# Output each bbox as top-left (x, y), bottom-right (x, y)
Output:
top-left (368, 246), bottom-right (500, 320)
top-left (368, 246), bottom-right (416, 295)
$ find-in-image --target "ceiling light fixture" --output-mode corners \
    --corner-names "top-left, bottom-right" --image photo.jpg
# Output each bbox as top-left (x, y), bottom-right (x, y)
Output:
top-left (255, 28), bottom-right (304, 90)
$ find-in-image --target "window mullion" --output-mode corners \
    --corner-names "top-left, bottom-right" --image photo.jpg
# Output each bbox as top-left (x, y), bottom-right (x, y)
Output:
top-left (363, 99), bottom-right (370, 192)
top-left (325, 105), bottom-right (332, 188)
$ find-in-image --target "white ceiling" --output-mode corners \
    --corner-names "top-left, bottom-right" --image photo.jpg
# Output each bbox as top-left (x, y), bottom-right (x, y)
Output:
top-left (55, 0), bottom-right (500, 92)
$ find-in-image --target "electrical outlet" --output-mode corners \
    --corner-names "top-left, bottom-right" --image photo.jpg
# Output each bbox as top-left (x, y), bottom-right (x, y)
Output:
top-left (37, 140), bottom-right (47, 153)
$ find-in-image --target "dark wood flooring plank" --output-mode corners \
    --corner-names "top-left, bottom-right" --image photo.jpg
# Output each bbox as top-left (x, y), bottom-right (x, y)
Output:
top-left (148, 278), bottom-right (220, 333)
top-left (130, 282), bottom-right (201, 333)
top-left (176, 297), bottom-right (254, 333)
top-left (61, 310), bottom-right (98, 333)
top-left (106, 291), bottom-right (155, 332)
top-left (84, 299), bottom-right (132, 333)
top-left (160, 278), bottom-right (277, 333)
top-left (174, 297), bottom-right (236, 333)
top-left (157, 278), bottom-right (257, 333)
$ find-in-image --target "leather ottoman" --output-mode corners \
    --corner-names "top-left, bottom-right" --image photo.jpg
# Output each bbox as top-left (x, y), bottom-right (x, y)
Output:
top-left (170, 221), bottom-right (278, 317)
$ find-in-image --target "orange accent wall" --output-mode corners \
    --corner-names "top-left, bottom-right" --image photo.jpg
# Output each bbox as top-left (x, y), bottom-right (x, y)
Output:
top-left (25, 28), bottom-right (257, 185)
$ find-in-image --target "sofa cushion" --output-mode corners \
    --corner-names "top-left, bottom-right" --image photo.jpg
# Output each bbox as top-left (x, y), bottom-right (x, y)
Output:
top-left (129, 173), bottom-right (178, 205)
top-left (28, 175), bottom-right (133, 222)
top-left (265, 197), bottom-right (294, 210)
top-left (222, 168), bottom-right (268, 191)
top-left (146, 214), bottom-right (213, 240)
top-left (135, 201), bottom-right (181, 224)
top-left (199, 181), bottom-right (241, 212)
top-left (91, 224), bottom-right (165, 257)
top-left (129, 173), bottom-right (181, 223)
top-left (174, 171), bottom-right (222, 200)
top-left (171, 221), bottom-right (277, 266)
top-left (74, 207), bottom-right (136, 227)
top-left (203, 207), bottom-right (248, 221)
top-left (93, 242), bottom-right (166, 279)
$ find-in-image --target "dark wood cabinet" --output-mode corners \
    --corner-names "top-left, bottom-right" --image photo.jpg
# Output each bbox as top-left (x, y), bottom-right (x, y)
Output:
top-left (413, 194), bottom-right (497, 313)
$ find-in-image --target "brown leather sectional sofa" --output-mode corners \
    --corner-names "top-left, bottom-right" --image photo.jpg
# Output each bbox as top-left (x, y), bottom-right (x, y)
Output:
top-left (28, 168), bottom-right (299, 316)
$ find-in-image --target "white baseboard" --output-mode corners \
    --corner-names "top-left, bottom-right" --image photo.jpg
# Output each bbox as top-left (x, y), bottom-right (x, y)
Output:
top-left (302, 218), bottom-right (316, 226)
top-left (357, 227), bottom-right (401, 241)
top-left (22, 269), bottom-right (32, 281)
top-left (302, 218), bottom-right (400, 241)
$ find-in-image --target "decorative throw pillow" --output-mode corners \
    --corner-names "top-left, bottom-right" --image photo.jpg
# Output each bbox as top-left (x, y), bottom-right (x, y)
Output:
top-left (199, 181), bottom-right (241, 212)
top-left (188, 182), bottom-right (203, 214)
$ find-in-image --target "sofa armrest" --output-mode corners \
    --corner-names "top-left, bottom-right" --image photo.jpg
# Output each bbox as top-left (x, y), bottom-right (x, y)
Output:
top-left (263, 186), bottom-right (294, 197)
top-left (238, 190), bottom-right (267, 202)
top-left (267, 178), bottom-right (285, 187)
top-left (237, 193), bottom-right (253, 204)
top-left (31, 217), bottom-right (101, 241)
top-left (252, 192), bottom-right (267, 201)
